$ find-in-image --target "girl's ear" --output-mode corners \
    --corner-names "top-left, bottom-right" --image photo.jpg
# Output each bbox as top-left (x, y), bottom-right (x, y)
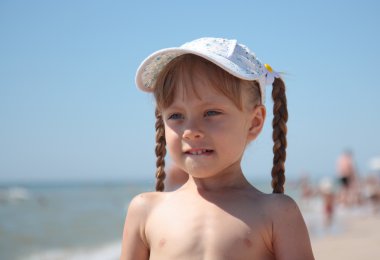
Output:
top-left (247, 105), bottom-right (266, 141)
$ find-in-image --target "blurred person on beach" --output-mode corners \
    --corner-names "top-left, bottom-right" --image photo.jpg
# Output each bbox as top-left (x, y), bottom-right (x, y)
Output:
top-left (365, 157), bottom-right (380, 213)
top-left (318, 178), bottom-right (335, 228)
top-left (299, 172), bottom-right (317, 201)
top-left (336, 149), bottom-right (360, 206)
top-left (121, 37), bottom-right (314, 259)
top-left (363, 174), bottom-right (380, 214)
top-left (294, 172), bottom-right (318, 213)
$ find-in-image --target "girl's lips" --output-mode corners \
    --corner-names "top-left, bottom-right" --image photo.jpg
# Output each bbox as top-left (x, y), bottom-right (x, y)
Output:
top-left (185, 149), bottom-right (214, 155)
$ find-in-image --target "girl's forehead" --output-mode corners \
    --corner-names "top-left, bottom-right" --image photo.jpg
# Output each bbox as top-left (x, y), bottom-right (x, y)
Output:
top-left (174, 60), bottom-right (225, 95)
top-left (174, 73), bottom-right (226, 102)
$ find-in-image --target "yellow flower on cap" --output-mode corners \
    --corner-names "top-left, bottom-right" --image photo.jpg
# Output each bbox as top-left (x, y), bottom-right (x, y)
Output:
top-left (264, 63), bottom-right (273, 73)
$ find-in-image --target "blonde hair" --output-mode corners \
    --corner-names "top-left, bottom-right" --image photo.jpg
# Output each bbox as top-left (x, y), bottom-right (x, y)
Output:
top-left (152, 54), bottom-right (287, 193)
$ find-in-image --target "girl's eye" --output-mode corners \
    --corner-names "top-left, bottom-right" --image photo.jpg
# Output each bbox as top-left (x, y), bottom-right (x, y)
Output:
top-left (168, 113), bottom-right (184, 120)
top-left (204, 110), bottom-right (221, 117)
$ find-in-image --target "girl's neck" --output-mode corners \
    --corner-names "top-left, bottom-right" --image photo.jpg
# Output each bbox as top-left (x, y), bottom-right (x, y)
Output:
top-left (183, 168), bottom-right (251, 193)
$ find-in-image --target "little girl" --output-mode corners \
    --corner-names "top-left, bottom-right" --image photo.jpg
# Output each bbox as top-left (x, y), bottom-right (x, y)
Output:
top-left (121, 37), bottom-right (314, 259)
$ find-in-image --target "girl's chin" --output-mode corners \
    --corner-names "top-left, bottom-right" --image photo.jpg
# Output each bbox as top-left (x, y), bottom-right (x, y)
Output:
top-left (183, 167), bottom-right (220, 179)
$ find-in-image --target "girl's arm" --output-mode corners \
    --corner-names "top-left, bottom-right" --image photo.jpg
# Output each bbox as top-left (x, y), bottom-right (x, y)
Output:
top-left (120, 194), bottom-right (150, 260)
top-left (272, 195), bottom-right (315, 260)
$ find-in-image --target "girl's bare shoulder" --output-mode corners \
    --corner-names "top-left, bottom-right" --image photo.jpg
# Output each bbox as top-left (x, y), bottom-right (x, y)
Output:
top-left (261, 192), bottom-right (298, 207)
top-left (128, 191), bottom-right (168, 215)
top-left (253, 191), bottom-right (301, 219)
top-left (121, 191), bottom-right (174, 258)
top-left (122, 191), bottom-right (169, 247)
top-left (257, 192), bottom-right (314, 259)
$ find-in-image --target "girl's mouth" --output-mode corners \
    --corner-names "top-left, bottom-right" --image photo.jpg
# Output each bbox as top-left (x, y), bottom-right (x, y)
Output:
top-left (185, 149), bottom-right (214, 155)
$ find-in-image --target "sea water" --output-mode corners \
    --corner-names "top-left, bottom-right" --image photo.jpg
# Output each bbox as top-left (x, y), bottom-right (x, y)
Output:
top-left (0, 179), bottom-right (342, 260)
top-left (0, 181), bottom-right (150, 260)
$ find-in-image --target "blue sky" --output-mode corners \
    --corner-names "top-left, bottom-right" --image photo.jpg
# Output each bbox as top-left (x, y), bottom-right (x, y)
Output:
top-left (0, 0), bottom-right (379, 184)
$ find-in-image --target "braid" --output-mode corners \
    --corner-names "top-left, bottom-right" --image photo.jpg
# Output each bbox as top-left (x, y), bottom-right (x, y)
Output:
top-left (271, 77), bottom-right (288, 194)
top-left (155, 107), bottom-right (166, 192)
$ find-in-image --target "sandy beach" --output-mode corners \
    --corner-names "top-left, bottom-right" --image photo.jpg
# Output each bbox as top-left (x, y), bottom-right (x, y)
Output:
top-left (312, 212), bottom-right (380, 260)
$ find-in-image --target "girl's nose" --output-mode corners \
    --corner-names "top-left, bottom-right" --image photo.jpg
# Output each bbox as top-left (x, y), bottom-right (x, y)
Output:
top-left (182, 128), bottom-right (204, 140)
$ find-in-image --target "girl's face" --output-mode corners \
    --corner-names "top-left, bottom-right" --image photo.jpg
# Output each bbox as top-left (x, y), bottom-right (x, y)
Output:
top-left (161, 64), bottom-right (265, 180)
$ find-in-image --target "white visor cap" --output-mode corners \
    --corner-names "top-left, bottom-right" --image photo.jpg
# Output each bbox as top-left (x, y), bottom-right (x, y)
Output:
top-left (135, 37), bottom-right (280, 104)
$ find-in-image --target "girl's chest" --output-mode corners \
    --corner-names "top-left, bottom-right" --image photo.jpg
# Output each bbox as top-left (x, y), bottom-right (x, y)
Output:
top-left (146, 201), bottom-right (274, 259)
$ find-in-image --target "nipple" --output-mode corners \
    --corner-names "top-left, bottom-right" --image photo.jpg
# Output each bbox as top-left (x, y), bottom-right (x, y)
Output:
top-left (158, 238), bottom-right (166, 248)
